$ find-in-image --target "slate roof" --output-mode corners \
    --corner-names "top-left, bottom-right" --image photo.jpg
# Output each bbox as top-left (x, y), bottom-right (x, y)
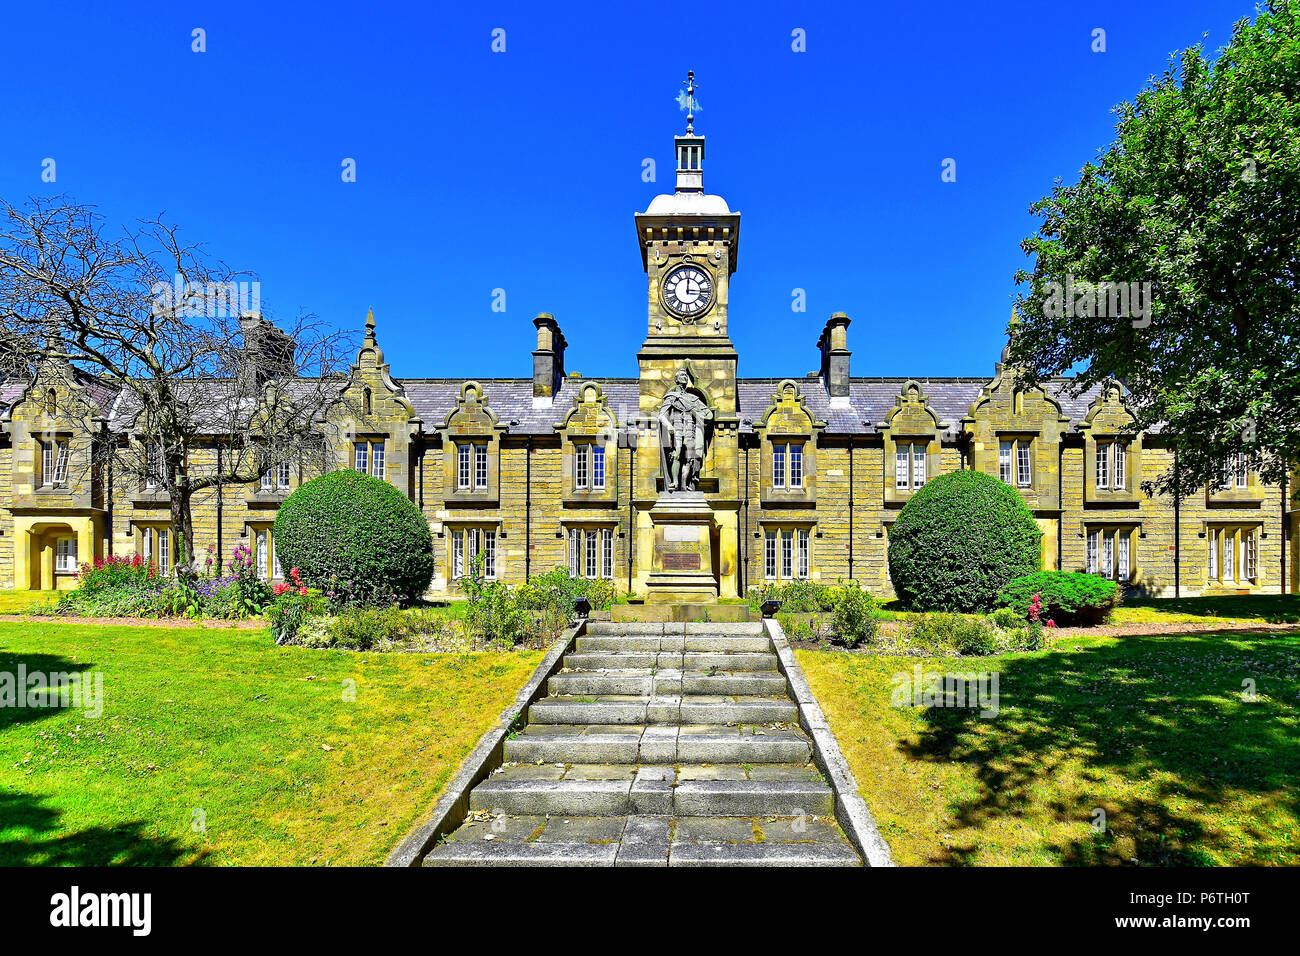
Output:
top-left (2, 372), bottom-right (1111, 438)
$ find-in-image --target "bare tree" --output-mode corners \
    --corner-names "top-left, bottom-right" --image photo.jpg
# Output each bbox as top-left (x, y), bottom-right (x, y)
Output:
top-left (0, 196), bottom-right (358, 574)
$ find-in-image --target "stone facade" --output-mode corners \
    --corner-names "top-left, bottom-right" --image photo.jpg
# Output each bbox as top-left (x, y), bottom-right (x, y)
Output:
top-left (0, 125), bottom-right (1294, 599)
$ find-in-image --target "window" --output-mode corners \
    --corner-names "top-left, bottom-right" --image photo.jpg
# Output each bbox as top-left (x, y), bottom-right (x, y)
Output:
top-left (256, 529), bottom-right (269, 580)
top-left (999, 438), bottom-right (1032, 488)
top-left (42, 439), bottom-right (70, 487)
top-left (55, 536), bottom-right (77, 573)
top-left (896, 442), bottom-right (927, 490)
top-left (457, 444), bottom-right (471, 489)
top-left (567, 527), bottom-right (614, 580)
top-left (141, 527), bottom-right (170, 575)
top-left (1096, 442), bottom-right (1127, 491)
top-left (474, 443), bottom-right (488, 490)
top-left (450, 527), bottom-right (497, 580)
top-left (764, 525), bottom-right (810, 581)
top-left (354, 441), bottom-right (384, 479)
top-left (771, 442), bottom-right (804, 490)
top-left (1207, 526), bottom-right (1261, 586)
top-left (1086, 528), bottom-right (1132, 582)
top-left (144, 444), bottom-right (161, 490)
top-left (1218, 455), bottom-right (1249, 491)
top-left (574, 444), bottom-right (607, 492)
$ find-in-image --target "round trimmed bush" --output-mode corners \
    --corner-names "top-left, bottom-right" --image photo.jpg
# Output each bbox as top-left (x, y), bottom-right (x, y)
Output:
top-left (998, 571), bottom-right (1120, 626)
top-left (888, 470), bottom-right (1042, 612)
top-left (272, 470), bottom-right (434, 604)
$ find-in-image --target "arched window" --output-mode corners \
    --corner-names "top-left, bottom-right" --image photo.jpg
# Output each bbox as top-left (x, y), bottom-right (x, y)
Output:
top-left (44, 388), bottom-right (56, 415)
top-left (362, 387), bottom-right (372, 416)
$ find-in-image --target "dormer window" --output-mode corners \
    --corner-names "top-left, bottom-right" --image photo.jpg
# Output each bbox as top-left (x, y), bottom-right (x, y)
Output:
top-left (262, 461), bottom-right (291, 492)
top-left (999, 439), bottom-right (1032, 488)
top-left (895, 443), bottom-right (927, 490)
top-left (1096, 441), bottom-right (1127, 490)
top-left (41, 439), bottom-right (70, 487)
top-left (1218, 455), bottom-right (1249, 491)
top-left (574, 444), bottom-right (606, 491)
top-left (354, 441), bottom-right (385, 479)
top-left (457, 443), bottom-right (488, 491)
top-left (772, 442), bottom-right (803, 490)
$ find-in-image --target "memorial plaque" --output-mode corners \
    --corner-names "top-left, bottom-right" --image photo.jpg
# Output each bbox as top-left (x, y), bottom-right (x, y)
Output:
top-left (662, 552), bottom-right (700, 571)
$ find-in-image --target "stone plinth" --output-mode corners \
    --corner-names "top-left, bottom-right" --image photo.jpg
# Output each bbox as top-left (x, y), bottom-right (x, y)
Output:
top-left (645, 491), bottom-right (718, 604)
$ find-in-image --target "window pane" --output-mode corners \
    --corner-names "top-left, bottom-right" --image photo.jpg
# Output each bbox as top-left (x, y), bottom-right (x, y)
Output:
top-left (912, 444), bottom-right (926, 488)
top-left (998, 441), bottom-right (1012, 484)
top-left (1016, 442), bottom-right (1032, 487)
top-left (781, 530), bottom-right (793, 579)
top-left (452, 530), bottom-right (464, 579)
top-left (372, 442), bottom-right (385, 479)
top-left (1222, 531), bottom-right (1234, 581)
top-left (262, 468), bottom-right (273, 491)
top-left (569, 529), bottom-right (580, 576)
top-left (764, 531), bottom-right (776, 579)
top-left (895, 446), bottom-right (910, 491)
top-left (1096, 443), bottom-right (1108, 490)
top-left (585, 530), bottom-right (597, 579)
top-left (256, 530), bottom-right (268, 580)
top-left (797, 529), bottom-right (809, 579)
top-left (355, 442), bottom-right (368, 475)
top-left (475, 444), bottom-right (488, 489)
top-left (1086, 530), bottom-right (1098, 574)
top-left (457, 444), bottom-right (470, 489)
top-left (789, 444), bottom-right (803, 489)
top-left (1113, 443), bottom-right (1125, 488)
top-left (1117, 533), bottom-right (1130, 581)
top-left (601, 528), bottom-right (613, 579)
top-left (773, 444), bottom-right (785, 489)
top-left (1101, 532), bottom-right (1114, 578)
top-left (576, 445), bottom-right (588, 489)
top-left (158, 531), bottom-right (169, 575)
top-left (483, 530), bottom-right (496, 579)
top-left (593, 446), bottom-right (606, 490)
top-left (1209, 529), bottom-right (1218, 579)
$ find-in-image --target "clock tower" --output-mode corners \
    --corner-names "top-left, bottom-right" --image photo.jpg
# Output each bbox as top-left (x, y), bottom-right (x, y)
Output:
top-left (633, 72), bottom-right (743, 601)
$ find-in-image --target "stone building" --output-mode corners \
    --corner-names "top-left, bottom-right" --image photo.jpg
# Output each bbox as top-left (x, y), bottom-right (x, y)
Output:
top-left (1, 119), bottom-right (1296, 600)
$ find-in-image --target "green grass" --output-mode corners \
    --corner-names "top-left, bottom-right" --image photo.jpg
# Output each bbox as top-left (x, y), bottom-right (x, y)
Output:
top-left (1116, 594), bottom-right (1300, 625)
top-left (0, 621), bottom-right (541, 865)
top-left (798, 627), bottom-right (1300, 866)
top-left (0, 590), bottom-right (58, 614)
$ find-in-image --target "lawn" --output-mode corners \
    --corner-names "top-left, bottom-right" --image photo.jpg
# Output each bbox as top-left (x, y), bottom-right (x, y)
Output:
top-left (0, 621), bottom-right (541, 865)
top-left (798, 628), bottom-right (1300, 866)
top-left (1116, 594), bottom-right (1300, 625)
top-left (0, 590), bottom-right (57, 614)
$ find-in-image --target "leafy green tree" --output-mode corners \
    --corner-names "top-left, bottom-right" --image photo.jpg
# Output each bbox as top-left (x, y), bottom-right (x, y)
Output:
top-left (1009, 1), bottom-right (1299, 495)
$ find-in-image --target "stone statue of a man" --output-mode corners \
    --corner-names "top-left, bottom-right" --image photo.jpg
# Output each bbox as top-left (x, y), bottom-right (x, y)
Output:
top-left (658, 368), bottom-right (713, 493)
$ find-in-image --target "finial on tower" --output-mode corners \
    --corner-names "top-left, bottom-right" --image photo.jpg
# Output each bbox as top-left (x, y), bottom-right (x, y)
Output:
top-left (677, 71), bottom-right (701, 134)
top-left (364, 306), bottom-right (376, 346)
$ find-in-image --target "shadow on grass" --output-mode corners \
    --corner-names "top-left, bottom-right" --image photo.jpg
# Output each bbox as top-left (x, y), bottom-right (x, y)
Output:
top-left (901, 630), bottom-right (1300, 865)
top-left (1123, 594), bottom-right (1300, 623)
top-left (0, 652), bottom-right (98, 730)
top-left (0, 790), bottom-right (209, 866)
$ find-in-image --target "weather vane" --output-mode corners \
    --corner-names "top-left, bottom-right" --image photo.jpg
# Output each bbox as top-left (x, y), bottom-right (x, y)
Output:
top-left (676, 70), bottom-right (701, 134)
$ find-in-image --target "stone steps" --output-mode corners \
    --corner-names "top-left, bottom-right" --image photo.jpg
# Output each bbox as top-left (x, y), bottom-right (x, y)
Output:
top-left (429, 814), bottom-right (860, 867)
top-left (425, 622), bottom-right (860, 867)
top-left (528, 694), bottom-right (799, 726)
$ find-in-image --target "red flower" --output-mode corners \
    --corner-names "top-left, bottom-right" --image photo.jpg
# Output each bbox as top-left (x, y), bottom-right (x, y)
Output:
top-left (273, 583), bottom-right (291, 596)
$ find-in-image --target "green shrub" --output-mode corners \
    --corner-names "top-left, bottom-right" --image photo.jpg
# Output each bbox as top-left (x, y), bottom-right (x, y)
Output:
top-left (324, 606), bottom-right (410, 650)
top-left (990, 606), bottom-right (1023, 629)
top-left (908, 613), bottom-right (1000, 656)
top-left (272, 470), bottom-right (435, 605)
top-left (829, 586), bottom-right (879, 648)
top-left (997, 571), bottom-right (1120, 626)
top-left (746, 580), bottom-right (835, 612)
top-left (266, 587), bottom-right (328, 645)
top-left (888, 470), bottom-right (1042, 612)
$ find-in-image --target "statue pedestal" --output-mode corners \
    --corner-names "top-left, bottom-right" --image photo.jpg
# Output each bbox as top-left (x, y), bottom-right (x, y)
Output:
top-left (645, 492), bottom-right (718, 605)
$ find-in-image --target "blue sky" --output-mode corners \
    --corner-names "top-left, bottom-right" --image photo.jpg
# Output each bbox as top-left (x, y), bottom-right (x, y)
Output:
top-left (0, 0), bottom-right (1256, 380)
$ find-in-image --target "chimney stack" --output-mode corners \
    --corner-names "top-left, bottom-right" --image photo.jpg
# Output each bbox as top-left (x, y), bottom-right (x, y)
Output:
top-left (238, 312), bottom-right (296, 393)
top-left (817, 312), bottom-right (851, 402)
top-left (532, 313), bottom-right (566, 405)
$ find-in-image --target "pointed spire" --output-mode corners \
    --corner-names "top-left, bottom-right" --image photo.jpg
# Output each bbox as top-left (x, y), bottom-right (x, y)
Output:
top-left (364, 306), bottom-right (376, 347)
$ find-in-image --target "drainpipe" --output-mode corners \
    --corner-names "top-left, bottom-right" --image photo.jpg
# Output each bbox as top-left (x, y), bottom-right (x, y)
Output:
top-left (1281, 466), bottom-right (1288, 595)
top-left (847, 437), bottom-right (854, 582)
top-left (742, 437), bottom-right (751, 594)
top-left (1173, 447), bottom-right (1180, 598)
top-left (626, 433), bottom-right (636, 593)
top-left (216, 447), bottom-right (223, 564)
top-left (525, 437), bottom-right (532, 583)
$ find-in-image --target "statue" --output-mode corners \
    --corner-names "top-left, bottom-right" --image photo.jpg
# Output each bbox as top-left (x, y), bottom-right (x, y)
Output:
top-left (658, 367), bottom-right (713, 493)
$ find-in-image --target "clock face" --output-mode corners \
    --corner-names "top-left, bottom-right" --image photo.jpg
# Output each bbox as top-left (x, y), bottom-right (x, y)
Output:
top-left (661, 264), bottom-right (714, 320)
